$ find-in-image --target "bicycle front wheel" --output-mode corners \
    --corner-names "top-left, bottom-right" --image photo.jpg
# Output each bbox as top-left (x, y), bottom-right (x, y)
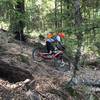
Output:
top-left (32, 47), bottom-right (44, 62)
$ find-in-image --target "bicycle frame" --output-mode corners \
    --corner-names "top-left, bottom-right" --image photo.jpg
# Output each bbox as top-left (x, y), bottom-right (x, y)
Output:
top-left (39, 50), bottom-right (64, 60)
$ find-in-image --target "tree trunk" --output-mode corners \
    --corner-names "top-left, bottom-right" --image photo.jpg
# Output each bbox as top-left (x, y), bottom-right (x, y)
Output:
top-left (74, 0), bottom-right (83, 70)
top-left (60, 0), bottom-right (63, 30)
top-left (10, 0), bottom-right (26, 41)
top-left (55, 0), bottom-right (58, 29)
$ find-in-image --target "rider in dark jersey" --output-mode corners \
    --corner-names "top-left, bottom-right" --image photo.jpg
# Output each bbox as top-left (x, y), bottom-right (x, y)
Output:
top-left (46, 32), bottom-right (65, 53)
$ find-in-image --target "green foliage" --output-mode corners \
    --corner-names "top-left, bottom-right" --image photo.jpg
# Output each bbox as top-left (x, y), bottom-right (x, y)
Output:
top-left (0, 0), bottom-right (100, 58)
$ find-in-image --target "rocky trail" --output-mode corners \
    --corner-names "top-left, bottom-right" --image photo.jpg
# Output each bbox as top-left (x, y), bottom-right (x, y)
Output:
top-left (0, 40), bottom-right (100, 100)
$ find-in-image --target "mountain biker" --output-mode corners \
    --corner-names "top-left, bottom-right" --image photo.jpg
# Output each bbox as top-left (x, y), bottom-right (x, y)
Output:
top-left (46, 32), bottom-right (65, 54)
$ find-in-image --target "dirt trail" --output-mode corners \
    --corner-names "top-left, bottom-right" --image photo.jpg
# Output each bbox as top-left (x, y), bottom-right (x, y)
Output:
top-left (0, 41), bottom-right (72, 86)
top-left (0, 41), bottom-right (100, 99)
top-left (0, 41), bottom-right (100, 83)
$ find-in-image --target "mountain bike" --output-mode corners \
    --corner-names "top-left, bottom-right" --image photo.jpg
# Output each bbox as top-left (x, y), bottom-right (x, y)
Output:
top-left (32, 43), bottom-right (71, 71)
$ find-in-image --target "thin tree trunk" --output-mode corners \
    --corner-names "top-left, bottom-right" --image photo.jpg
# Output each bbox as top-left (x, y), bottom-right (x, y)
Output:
top-left (60, 0), bottom-right (63, 30)
top-left (55, 0), bottom-right (58, 29)
top-left (74, 0), bottom-right (83, 70)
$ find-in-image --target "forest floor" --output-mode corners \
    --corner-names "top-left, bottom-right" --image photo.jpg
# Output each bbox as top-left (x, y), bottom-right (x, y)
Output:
top-left (0, 38), bottom-right (100, 100)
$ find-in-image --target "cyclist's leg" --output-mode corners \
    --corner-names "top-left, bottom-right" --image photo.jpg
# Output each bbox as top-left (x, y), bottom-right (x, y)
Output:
top-left (58, 54), bottom-right (65, 66)
top-left (46, 41), bottom-right (54, 53)
top-left (46, 41), bottom-right (51, 53)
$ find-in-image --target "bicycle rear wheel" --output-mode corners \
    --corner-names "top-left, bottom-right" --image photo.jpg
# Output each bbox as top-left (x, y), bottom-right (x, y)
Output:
top-left (32, 47), bottom-right (44, 62)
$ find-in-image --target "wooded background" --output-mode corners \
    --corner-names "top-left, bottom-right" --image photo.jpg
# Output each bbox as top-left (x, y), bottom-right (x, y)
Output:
top-left (0, 0), bottom-right (100, 69)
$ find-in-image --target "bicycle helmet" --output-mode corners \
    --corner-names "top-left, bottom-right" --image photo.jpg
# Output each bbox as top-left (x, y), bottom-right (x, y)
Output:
top-left (47, 32), bottom-right (53, 38)
top-left (58, 33), bottom-right (65, 38)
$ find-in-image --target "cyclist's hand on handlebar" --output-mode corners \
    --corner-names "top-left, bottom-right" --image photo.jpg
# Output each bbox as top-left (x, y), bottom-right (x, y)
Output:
top-left (58, 42), bottom-right (65, 50)
top-left (61, 45), bottom-right (65, 50)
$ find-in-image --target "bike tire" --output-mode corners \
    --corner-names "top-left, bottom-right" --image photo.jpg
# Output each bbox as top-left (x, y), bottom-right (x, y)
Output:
top-left (32, 47), bottom-right (44, 62)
